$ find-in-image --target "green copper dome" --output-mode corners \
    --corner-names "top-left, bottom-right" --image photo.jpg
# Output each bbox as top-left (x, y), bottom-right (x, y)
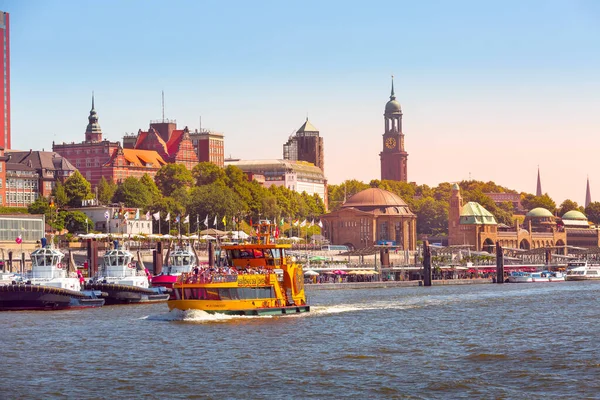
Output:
top-left (562, 210), bottom-right (587, 220)
top-left (526, 207), bottom-right (553, 218)
top-left (384, 76), bottom-right (402, 114)
top-left (452, 183), bottom-right (460, 190)
top-left (460, 202), bottom-right (497, 225)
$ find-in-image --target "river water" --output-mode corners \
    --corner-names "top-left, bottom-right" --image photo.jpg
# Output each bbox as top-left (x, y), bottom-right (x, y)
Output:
top-left (1, 281), bottom-right (599, 399)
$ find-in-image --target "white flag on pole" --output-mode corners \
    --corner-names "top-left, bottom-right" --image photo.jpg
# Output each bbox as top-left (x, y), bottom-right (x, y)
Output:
top-left (213, 215), bottom-right (217, 227)
top-left (300, 219), bottom-right (307, 227)
top-left (165, 212), bottom-right (171, 222)
top-left (203, 214), bottom-right (209, 227)
top-left (184, 215), bottom-right (190, 224)
top-left (153, 211), bottom-right (160, 221)
top-left (318, 219), bottom-right (323, 228)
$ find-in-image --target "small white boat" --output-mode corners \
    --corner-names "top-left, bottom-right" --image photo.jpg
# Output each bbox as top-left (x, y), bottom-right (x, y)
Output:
top-left (508, 271), bottom-right (565, 283)
top-left (508, 271), bottom-right (533, 283)
top-left (565, 261), bottom-right (600, 281)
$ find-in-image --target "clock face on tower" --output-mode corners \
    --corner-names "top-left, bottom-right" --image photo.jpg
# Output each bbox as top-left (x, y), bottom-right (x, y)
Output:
top-left (385, 137), bottom-right (397, 149)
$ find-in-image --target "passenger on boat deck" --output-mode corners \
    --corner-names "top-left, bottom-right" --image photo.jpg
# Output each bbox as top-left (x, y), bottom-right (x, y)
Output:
top-left (193, 267), bottom-right (199, 275)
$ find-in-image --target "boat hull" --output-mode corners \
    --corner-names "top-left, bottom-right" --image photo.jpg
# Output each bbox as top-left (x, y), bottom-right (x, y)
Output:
top-left (151, 275), bottom-right (178, 299)
top-left (0, 284), bottom-right (105, 311)
top-left (168, 299), bottom-right (310, 316)
top-left (85, 283), bottom-right (170, 305)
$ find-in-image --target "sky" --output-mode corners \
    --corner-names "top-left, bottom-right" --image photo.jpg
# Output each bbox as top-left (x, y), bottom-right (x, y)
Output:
top-left (1, 0), bottom-right (599, 206)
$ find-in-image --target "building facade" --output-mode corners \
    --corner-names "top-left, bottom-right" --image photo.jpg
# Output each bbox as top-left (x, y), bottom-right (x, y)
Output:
top-left (380, 77), bottom-right (408, 182)
top-left (74, 206), bottom-right (153, 235)
top-left (320, 188), bottom-right (417, 250)
top-left (123, 121), bottom-right (225, 169)
top-left (6, 150), bottom-right (76, 200)
top-left (448, 184), bottom-right (567, 253)
top-left (283, 118), bottom-right (324, 172)
top-left (100, 145), bottom-right (166, 183)
top-left (0, 11), bottom-right (9, 150)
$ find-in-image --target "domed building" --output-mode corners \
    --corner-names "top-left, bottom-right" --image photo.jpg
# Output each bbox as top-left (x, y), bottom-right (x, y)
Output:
top-left (320, 187), bottom-right (416, 250)
top-left (560, 210), bottom-right (600, 248)
top-left (448, 184), bottom-right (567, 252)
top-left (561, 210), bottom-right (589, 227)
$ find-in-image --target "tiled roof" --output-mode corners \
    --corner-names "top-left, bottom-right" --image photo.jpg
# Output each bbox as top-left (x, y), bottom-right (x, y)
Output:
top-left (122, 149), bottom-right (166, 168)
top-left (166, 129), bottom-right (184, 155)
top-left (7, 150), bottom-right (76, 172)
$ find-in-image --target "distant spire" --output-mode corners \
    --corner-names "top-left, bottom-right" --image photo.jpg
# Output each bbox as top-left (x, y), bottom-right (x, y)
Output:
top-left (91, 91), bottom-right (95, 110)
top-left (390, 75), bottom-right (396, 100)
top-left (536, 166), bottom-right (542, 197)
top-left (586, 176), bottom-right (592, 208)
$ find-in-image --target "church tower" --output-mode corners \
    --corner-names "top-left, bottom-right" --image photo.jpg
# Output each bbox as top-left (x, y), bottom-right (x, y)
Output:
top-left (380, 76), bottom-right (408, 181)
top-left (448, 183), bottom-right (463, 244)
top-left (85, 93), bottom-right (103, 142)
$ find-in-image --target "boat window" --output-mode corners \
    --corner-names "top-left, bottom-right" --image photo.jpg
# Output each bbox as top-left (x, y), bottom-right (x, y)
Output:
top-left (45, 255), bottom-right (53, 266)
top-left (253, 249), bottom-right (265, 258)
top-left (232, 249), bottom-right (254, 259)
top-left (182, 256), bottom-right (190, 265)
top-left (272, 249), bottom-right (281, 258)
top-left (118, 256), bottom-right (124, 265)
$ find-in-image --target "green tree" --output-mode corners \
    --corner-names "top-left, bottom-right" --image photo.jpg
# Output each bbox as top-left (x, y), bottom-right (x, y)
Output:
top-left (414, 197), bottom-right (448, 235)
top-left (113, 177), bottom-right (152, 208)
top-left (187, 183), bottom-right (245, 227)
top-left (155, 164), bottom-right (194, 197)
top-left (97, 176), bottom-right (117, 205)
top-left (140, 174), bottom-right (161, 202)
top-left (64, 170), bottom-right (93, 207)
top-left (521, 193), bottom-right (556, 213)
top-left (558, 199), bottom-right (579, 217)
top-left (327, 180), bottom-right (369, 211)
top-left (64, 211), bottom-right (93, 234)
top-left (585, 202), bottom-right (600, 225)
top-left (52, 181), bottom-right (69, 207)
top-left (192, 162), bottom-right (226, 186)
top-left (28, 196), bottom-right (50, 215)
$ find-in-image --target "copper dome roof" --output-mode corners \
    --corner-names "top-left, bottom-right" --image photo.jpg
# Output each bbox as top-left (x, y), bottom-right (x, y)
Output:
top-left (343, 188), bottom-right (409, 208)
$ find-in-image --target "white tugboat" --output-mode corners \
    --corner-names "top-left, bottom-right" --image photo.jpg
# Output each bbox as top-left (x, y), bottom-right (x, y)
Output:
top-left (85, 245), bottom-right (169, 305)
top-left (0, 239), bottom-right (105, 310)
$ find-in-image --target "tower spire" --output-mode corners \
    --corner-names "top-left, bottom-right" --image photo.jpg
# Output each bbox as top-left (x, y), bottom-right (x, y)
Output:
top-left (390, 75), bottom-right (396, 100)
top-left (91, 91), bottom-right (95, 110)
top-left (536, 166), bottom-right (542, 197)
top-left (586, 176), bottom-right (592, 208)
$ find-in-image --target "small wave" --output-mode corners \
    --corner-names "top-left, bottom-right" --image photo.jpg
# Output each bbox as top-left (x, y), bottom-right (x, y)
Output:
top-left (466, 353), bottom-right (508, 361)
top-left (341, 354), bottom-right (378, 360)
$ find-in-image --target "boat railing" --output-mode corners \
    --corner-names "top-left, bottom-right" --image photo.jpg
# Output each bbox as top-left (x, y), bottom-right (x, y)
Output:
top-left (179, 273), bottom-right (258, 284)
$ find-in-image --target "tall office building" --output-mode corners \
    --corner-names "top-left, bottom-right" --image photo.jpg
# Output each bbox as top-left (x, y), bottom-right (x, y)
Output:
top-left (282, 118), bottom-right (324, 173)
top-left (0, 11), bottom-right (9, 150)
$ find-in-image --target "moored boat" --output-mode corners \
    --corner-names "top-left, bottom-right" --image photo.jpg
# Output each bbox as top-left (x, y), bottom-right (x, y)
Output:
top-left (0, 241), bottom-right (105, 311)
top-left (151, 246), bottom-right (197, 296)
top-left (507, 270), bottom-right (565, 283)
top-left (85, 246), bottom-right (169, 305)
top-left (565, 261), bottom-right (600, 281)
top-left (168, 220), bottom-right (310, 316)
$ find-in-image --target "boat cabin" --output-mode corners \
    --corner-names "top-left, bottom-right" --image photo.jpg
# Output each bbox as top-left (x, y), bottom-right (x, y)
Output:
top-left (103, 249), bottom-right (136, 278)
top-left (30, 247), bottom-right (66, 280)
top-left (165, 247), bottom-right (196, 275)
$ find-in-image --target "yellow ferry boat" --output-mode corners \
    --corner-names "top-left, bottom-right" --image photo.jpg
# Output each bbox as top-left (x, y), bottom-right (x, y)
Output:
top-left (168, 220), bottom-right (310, 316)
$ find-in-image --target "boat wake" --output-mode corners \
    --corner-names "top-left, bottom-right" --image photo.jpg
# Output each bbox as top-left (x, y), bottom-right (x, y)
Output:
top-left (142, 309), bottom-right (273, 323)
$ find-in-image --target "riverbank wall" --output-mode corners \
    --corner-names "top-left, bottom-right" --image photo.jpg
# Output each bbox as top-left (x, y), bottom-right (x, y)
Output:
top-left (306, 278), bottom-right (493, 290)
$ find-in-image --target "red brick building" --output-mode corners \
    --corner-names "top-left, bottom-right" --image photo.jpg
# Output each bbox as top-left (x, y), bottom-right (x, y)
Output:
top-left (100, 146), bottom-right (166, 182)
top-left (380, 77), bottom-right (408, 182)
top-left (53, 96), bottom-right (120, 187)
top-left (0, 11), bottom-right (10, 150)
top-left (123, 120), bottom-right (198, 170)
top-left (0, 147), bottom-right (7, 205)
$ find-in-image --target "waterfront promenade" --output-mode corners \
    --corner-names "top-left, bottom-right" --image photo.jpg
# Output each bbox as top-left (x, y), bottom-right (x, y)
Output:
top-left (306, 278), bottom-right (493, 290)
